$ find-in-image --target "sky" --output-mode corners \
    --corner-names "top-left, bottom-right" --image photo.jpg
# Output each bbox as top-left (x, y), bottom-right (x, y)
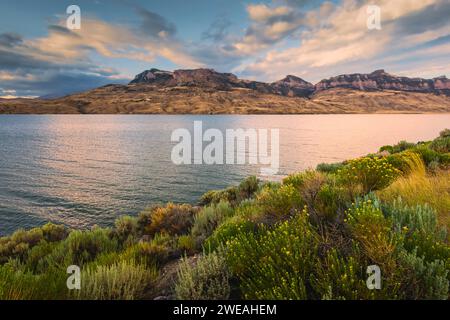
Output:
top-left (0, 0), bottom-right (449, 98)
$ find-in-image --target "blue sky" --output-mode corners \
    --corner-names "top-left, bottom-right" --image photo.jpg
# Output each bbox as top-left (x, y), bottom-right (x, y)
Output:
top-left (0, 0), bottom-right (449, 97)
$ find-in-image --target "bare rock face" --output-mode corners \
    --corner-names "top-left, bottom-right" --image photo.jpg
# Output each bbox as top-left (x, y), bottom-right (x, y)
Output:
top-left (128, 68), bottom-right (313, 97)
top-left (315, 70), bottom-right (450, 95)
top-left (271, 75), bottom-right (315, 97)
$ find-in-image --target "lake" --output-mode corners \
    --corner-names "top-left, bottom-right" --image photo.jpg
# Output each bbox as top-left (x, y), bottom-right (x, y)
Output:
top-left (0, 114), bottom-right (449, 235)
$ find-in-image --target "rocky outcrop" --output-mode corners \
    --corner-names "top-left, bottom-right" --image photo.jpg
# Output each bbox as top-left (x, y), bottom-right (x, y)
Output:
top-left (271, 75), bottom-right (315, 97)
top-left (315, 70), bottom-right (450, 96)
top-left (129, 68), bottom-right (313, 97)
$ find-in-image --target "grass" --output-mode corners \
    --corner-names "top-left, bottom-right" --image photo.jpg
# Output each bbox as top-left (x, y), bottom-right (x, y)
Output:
top-left (378, 170), bottom-right (450, 230)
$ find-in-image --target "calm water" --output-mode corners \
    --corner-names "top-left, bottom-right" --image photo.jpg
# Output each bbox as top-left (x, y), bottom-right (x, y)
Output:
top-left (0, 114), bottom-right (449, 235)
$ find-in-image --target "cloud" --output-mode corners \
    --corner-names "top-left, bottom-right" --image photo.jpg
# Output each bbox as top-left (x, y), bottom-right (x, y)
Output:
top-left (202, 17), bottom-right (231, 42)
top-left (137, 8), bottom-right (177, 38)
top-left (235, 0), bottom-right (450, 82)
top-left (0, 8), bottom-right (204, 97)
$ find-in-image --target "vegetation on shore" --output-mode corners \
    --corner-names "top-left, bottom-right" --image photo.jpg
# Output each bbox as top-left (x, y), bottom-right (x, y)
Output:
top-left (1, 130), bottom-right (449, 300)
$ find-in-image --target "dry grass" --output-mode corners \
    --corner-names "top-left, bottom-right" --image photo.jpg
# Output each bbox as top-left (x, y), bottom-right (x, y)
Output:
top-left (378, 170), bottom-right (450, 230)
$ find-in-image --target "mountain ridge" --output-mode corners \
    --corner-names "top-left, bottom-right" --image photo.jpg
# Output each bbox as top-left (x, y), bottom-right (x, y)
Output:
top-left (1, 69), bottom-right (450, 114)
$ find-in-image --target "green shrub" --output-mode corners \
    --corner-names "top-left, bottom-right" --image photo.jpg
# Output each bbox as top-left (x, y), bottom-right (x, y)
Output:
top-left (191, 201), bottom-right (234, 246)
top-left (41, 223), bottom-right (68, 242)
top-left (386, 151), bottom-right (426, 176)
top-left (75, 261), bottom-right (156, 300)
top-left (397, 249), bottom-right (448, 300)
top-left (121, 240), bottom-right (169, 267)
top-left (0, 264), bottom-right (68, 300)
top-left (200, 176), bottom-right (259, 206)
top-left (312, 248), bottom-right (368, 300)
top-left (175, 250), bottom-right (230, 300)
top-left (226, 209), bottom-right (319, 299)
top-left (345, 199), bottom-right (398, 275)
top-left (256, 184), bottom-right (303, 221)
top-left (145, 203), bottom-right (198, 237)
top-left (379, 141), bottom-right (416, 154)
top-left (383, 200), bottom-right (449, 263)
top-left (205, 215), bottom-right (256, 251)
top-left (316, 162), bottom-right (344, 174)
top-left (177, 235), bottom-right (196, 254)
top-left (430, 136), bottom-right (450, 153)
top-left (338, 157), bottom-right (400, 193)
top-left (114, 216), bottom-right (138, 243)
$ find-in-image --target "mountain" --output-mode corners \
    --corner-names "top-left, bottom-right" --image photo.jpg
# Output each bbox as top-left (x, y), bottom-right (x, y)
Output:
top-left (315, 69), bottom-right (450, 95)
top-left (1, 69), bottom-right (450, 114)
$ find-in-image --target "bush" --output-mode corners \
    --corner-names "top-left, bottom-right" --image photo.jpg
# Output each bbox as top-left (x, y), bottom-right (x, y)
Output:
top-left (121, 240), bottom-right (169, 267)
top-left (175, 250), bottom-right (230, 300)
top-left (191, 201), bottom-right (234, 246)
top-left (430, 136), bottom-right (450, 153)
top-left (199, 176), bottom-right (259, 206)
top-left (338, 157), bottom-right (400, 193)
top-left (41, 223), bottom-right (68, 242)
top-left (379, 141), bottom-right (416, 154)
top-left (345, 199), bottom-right (398, 276)
top-left (383, 200), bottom-right (449, 262)
top-left (397, 249), bottom-right (448, 300)
top-left (226, 209), bottom-right (319, 299)
top-left (312, 248), bottom-right (369, 300)
top-left (114, 216), bottom-right (138, 243)
top-left (386, 151), bottom-right (426, 176)
top-left (316, 162), bottom-right (344, 174)
top-left (205, 215), bottom-right (256, 251)
top-left (378, 171), bottom-right (450, 229)
top-left (256, 184), bottom-right (303, 221)
top-left (145, 203), bottom-right (198, 237)
top-left (75, 261), bottom-right (156, 300)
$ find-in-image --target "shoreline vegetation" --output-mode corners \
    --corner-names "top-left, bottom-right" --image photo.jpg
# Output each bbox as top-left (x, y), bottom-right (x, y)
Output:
top-left (1, 130), bottom-right (449, 300)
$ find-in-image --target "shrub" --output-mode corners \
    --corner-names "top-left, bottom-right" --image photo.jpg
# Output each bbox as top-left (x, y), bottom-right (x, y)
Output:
top-left (382, 200), bottom-right (449, 263)
top-left (145, 203), bottom-right (198, 237)
top-left (316, 162), bottom-right (344, 174)
top-left (191, 201), bottom-right (234, 246)
top-left (378, 171), bottom-right (450, 229)
top-left (386, 151), bottom-right (426, 176)
top-left (345, 199), bottom-right (398, 276)
top-left (177, 235), bottom-right (196, 254)
top-left (430, 136), bottom-right (450, 153)
top-left (121, 240), bottom-right (169, 267)
top-left (175, 250), bottom-right (230, 300)
top-left (75, 261), bottom-right (156, 300)
top-left (338, 157), bottom-right (400, 193)
top-left (397, 249), bottom-right (448, 300)
top-left (256, 184), bottom-right (303, 221)
top-left (199, 176), bottom-right (259, 206)
top-left (41, 223), bottom-right (68, 242)
top-left (114, 216), bottom-right (138, 243)
top-left (226, 209), bottom-right (319, 299)
top-left (312, 248), bottom-right (369, 300)
top-left (0, 263), bottom-right (68, 300)
top-left (37, 228), bottom-right (119, 269)
top-left (0, 227), bottom-right (45, 263)
top-left (439, 129), bottom-right (450, 138)
top-left (379, 141), bottom-right (416, 154)
top-left (205, 215), bottom-right (257, 251)
top-left (412, 145), bottom-right (449, 167)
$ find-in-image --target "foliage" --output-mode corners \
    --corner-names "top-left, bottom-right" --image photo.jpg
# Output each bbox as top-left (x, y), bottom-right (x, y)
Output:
top-left (226, 209), bottom-right (319, 299)
top-left (175, 250), bottom-right (230, 300)
top-left (338, 157), bottom-right (400, 193)
top-left (191, 201), bottom-right (234, 246)
top-left (144, 203), bottom-right (198, 237)
top-left (316, 162), bottom-right (344, 174)
top-left (75, 261), bottom-right (156, 300)
top-left (255, 184), bottom-right (303, 222)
